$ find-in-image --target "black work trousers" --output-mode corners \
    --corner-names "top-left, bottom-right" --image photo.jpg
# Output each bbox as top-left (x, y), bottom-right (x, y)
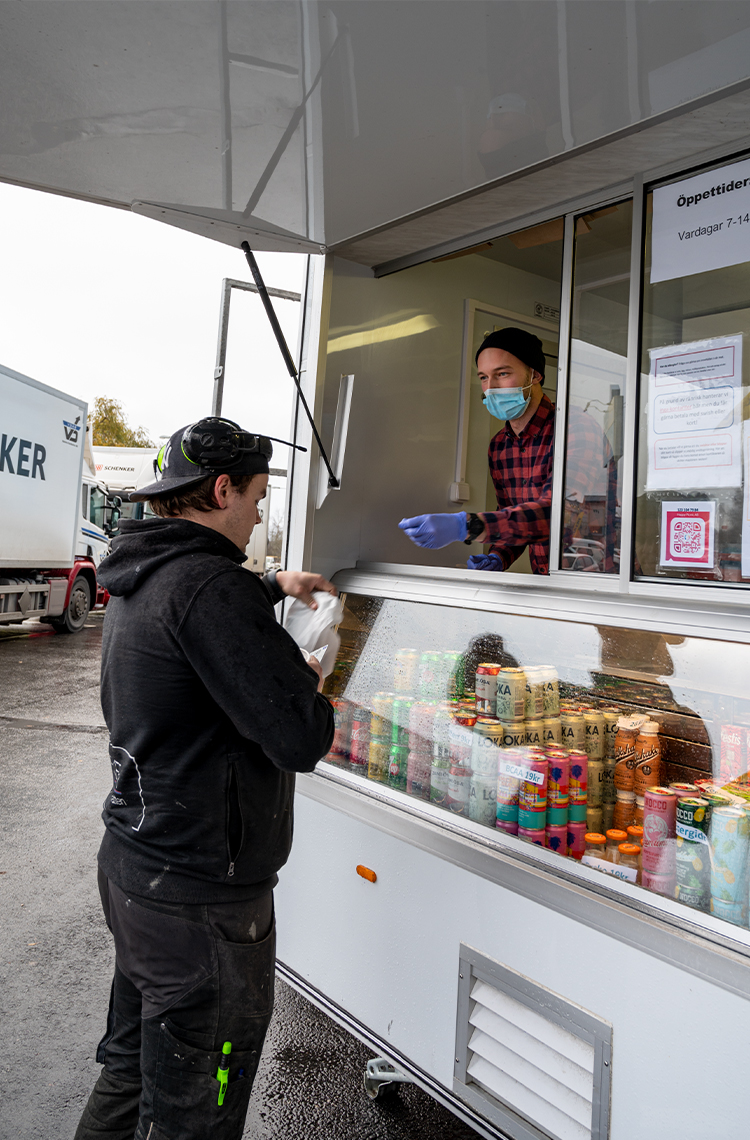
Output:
top-left (74, 869), bottom-right (275, 1140)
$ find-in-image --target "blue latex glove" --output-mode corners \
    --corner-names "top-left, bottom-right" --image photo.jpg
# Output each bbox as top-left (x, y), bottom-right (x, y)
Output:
top-left (467, 553), bottom-right (505, 572)
top-left (398, 512), bottom-right (467, 549)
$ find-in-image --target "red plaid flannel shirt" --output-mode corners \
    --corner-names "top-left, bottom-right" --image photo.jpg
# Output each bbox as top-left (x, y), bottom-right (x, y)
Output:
top-left (478, 394), bottom-right (617, 574)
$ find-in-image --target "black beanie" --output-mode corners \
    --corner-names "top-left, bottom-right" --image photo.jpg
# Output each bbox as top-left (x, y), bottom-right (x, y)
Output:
top-left (475, 326), bottom-right (546, 379)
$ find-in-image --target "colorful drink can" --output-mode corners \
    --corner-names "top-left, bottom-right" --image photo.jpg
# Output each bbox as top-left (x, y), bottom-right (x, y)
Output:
top-left (540, 667), bottom-right (560, 717)
top-left (524, 668), bottom-right (545, 719)
top-left (349, 711), bottom-right (370, 774)
top-left (517, 756), bottom-right (548, 812)
top-left (387, 743), bottom-right (409, 791)
top-left (500, 721), bottom-right (526, 748)
top-left (469, 773), bottom-right (497, 827)
top-left (642, 869), bottom-right (676, 898)
top-left (408, 700), bottom-right (437, 753)
top-left (418, 650), bottom-right (444, 700)
top-left (548, 805), bottom-right (568, 826)
top-left (496, 799), bottom-right (519, 824)
top-left (406, 751), bottom-right (431, 800)
top-left (475, 663), bottom-right (502, 716)
top-left (547, 755), bottom-right (570, 808)
top-left (710, 807), bottom-right (750, 906)
top-left (710, 897), bottom-right (744, 925)
top-left (568, 803), bottom-right (587, 823)
top-left (675, 797), bottom-right (711, 911)
top-left (525, 719), bottom-right (544, 747)
top-left (569, 752), bottom-right (588, 804)
top-left (471, 718), bottom-right (504, 776)
top-left (518, 826), bottom-right (546, 847)
top-left (669, 782), bottom-right (700, 799)
top-left (495, 668), bottom-right (526, 722)
top-left (542, 717), bottom-right (562, 746)
top-left (496, 819), bottom-right (519, 836)
top-left (390, 698), bottom-right (414, 747)
top-left (642, 787), bottom-right (677, 875)
top-left (584, 711), bottom-right (605, 760)
top-left (443, 651), bottom-right (464, 702)
top-left (720, 724), bottom-right (746, 785)
top-left (367, 738), bottom-right (389, 783)
top-left (394, 648), bottom-right (419, 693)
top-left (330, 698), bottom-right (351, 762)
top-left (430, 763), bottom-right (449, 806)
top-left (561, 711), bottom-right (586, 751)
top-left (546, 824), bottom-right (568, 856)
top-left (370, 692), bottom-right (395, 739)
top-left (587, 760), bottom-right (605, 807)
top-left (567, 821), bottom-right (587, 860)
top-left (447, 763), bottom-right (472, 816)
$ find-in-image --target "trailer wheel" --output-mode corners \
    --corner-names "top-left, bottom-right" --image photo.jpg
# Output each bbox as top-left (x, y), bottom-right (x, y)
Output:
top-left (51, 577), bottom-right (91, 634)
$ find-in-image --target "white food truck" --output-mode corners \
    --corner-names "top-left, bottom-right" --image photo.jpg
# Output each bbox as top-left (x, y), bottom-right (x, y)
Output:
top-left (0, 364), bottom-right (118, 632)
top-left (4, 5), bottom-right (750, 1138)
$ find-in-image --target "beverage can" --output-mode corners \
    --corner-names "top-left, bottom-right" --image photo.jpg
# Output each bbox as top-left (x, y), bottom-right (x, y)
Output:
top-left (602, 709), bottom-right (621, 760)
top-left (449, 720), bottom-right (475, 767)
top-left (442, 651), bottom-right (463, 702)
top-left (418, 650), bottom-right (444, 701)
top-left (469, 773), bottom-right (497, 827)
top-left (720, 724), bottom-right (746, 785)
top-left (642, 869), bottom-right (676, 898)
top-left (524, 668), bottom-right (545, 719)
top-left (569, 752), bottom-right (588, 804)
top-left (547, 755), bottom-right (570, 808)
top-left (642, 787), bottom-right (677, 875)
top-left (567, 821), bottom-right (587, 860)
top-left (370, 692), bottom-right (395, 739)
top-left (471, 719), bottom-right (503, 776)
top-left (675, 797), bottom-right (711, 911)
top-left (390, 698), bottom-right (414, 747)
top-left (496, 819), bottom-right (519, 836)
top-left (602, 759), bottom-right (616, 805)
top-left (430, 763), bottom-right (449, 806)
top-left (541, 717), bottom-right (562, 746)
top-left (583, 711), bottom-right (605, 760)
top-left (394, 649), bottom-right (419, 693)
top-left (546, 823), bottom-right (568, 856)
top-left (669, 782), bottom-right (700, 799)
top-left (432, 705), bottom-right (453, 766)
top-left (586, 806), bottom-right (604, 834)
top-left (525, 719), bottom-right (544, 747)
top-left (710, 897), bottom-right (744, 925)
top-left (406, 751), bottom-right (431, 800)
top-left (447, 763), bottom-right (472, 816)
top-left (495, 668), bottom-right (526, 722)
top-left (408, 701), bottom-right (437, 755)
top-left (561, 711), bottom-right (586, 751)
top-left (475, 663), bottom-right (502, 716)
top-left (349, 712), bottom-right (370, 774)
top-left (518, 826), bottom-right (546, 847)
top-left (613, 717), bottom-right (640, 791)
top-left (500, 721), bottom-right (526, 748)
top-left (367, 738), bottom-right (389, 783)
top-left (540, 667), bottom-right (560, 717)
top-left (329, 698), bottom-right (352, 763)
top-left (568, 803), bottom-right (587, 822)
top-left (710, 806), bottom-right (750, 907)
top-left (387, 743), bottom-right (409, 791)
top-left (587, 759), bottom-right (605, 807)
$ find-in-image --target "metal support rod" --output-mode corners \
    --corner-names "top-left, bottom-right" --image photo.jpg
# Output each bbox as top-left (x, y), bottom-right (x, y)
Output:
top-left (240, 242), bottom-right (339, 487)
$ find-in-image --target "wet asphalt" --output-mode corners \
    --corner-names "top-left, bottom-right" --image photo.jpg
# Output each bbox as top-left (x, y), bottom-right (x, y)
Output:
top-left (0, 611), bottom-right (481, 1140)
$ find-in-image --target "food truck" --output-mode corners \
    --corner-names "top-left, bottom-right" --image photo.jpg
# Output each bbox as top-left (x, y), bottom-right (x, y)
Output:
top-left (3, 4), bottom-right (750, 1137)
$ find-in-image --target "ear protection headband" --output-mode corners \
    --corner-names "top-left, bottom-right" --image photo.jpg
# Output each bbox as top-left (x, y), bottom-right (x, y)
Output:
top-left (179, 418), bottom-right (273, 470)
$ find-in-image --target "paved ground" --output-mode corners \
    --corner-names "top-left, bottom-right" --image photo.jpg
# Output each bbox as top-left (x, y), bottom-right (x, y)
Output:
top-left (0, 611), bottom-right (480, 1140)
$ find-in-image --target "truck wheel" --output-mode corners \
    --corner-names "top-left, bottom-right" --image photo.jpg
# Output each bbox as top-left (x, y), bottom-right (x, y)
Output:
top-left (51, 577), bottom-right (91, 634)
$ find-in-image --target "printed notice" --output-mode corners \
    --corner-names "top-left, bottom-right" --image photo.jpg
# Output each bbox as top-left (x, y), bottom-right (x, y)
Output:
top-left (581, 855), bottom-right (638, 883)
top-left (659, 501), bottom-right (715, 568)
top-left (647, 335), bottom-right (742, 490)
top-left (652, 156), bottom-right (750, 283)
top-left (498, 760), bottom-right (544, 786)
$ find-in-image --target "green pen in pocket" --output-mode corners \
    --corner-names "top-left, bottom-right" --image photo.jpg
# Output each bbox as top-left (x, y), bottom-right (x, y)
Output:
top-left (217, 1041), bottom-right (232, 1106)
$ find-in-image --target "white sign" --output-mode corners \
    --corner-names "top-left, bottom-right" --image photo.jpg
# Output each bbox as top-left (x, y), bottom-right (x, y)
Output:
top-left (652, 157), bottom-right (750, 284)
top-left (659, 501), bottom-right (715, 569)
top-left (647, 335), bottom-right (742, 490)
top-left (498, 760), bottom-right (544, 786)
top-left (581, 855), bottom-right (638, 883)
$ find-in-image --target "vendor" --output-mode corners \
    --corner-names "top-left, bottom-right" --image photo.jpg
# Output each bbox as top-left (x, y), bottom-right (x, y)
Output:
top-left (399, 326), bottom-right (615, 574)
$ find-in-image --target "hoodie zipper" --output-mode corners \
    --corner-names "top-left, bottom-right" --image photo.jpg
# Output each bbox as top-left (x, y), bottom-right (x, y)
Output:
top-left (226, 762), bottom-right (244, 878)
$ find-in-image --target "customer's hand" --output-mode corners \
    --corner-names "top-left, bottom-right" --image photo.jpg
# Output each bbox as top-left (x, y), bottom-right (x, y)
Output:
top-left (275, 571), bottom-right (336, 610)
top-left (467, 553), bottom-right (505, 572)
top-left (306, 654), bottom-right (325, 692)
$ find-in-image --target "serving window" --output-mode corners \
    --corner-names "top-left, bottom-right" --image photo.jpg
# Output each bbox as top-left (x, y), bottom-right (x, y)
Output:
top-left (322, 590), bottom-right (750, 937)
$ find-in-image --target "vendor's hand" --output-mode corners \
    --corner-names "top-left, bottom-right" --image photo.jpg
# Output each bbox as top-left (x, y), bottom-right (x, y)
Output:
top-left (398, 512), bottom-right (467, 549)
top-left (275, 571), bottom-right (336, 610)
top-left (467, 553), bottom-right (505, 572)
top-left (306, 654), bottom-right (324, 692)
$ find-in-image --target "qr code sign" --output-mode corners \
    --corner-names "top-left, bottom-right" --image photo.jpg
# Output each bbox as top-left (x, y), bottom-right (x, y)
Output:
top-left (670, 518), bottom-right (704, 555)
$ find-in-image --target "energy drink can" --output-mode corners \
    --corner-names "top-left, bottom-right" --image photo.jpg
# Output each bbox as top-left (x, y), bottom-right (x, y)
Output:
top-left (569, 752), bottom-right (588, 804)
top-left (469, 773), bottom-right (497, 827)
top-left (496, 819), bottom-right (519, 836)
top-left (546, 824), bottom-right (568, 856)
top-left (496, 668), bottom-right (526, 722)
top-left (547, 756), bottom-right (570, 809)
top-left (518, 826), bottom-right (546, 847)
top-left (394, 648), bottom-right (419, 693)
top-left (387, 743), bottom-right (409, 791)
top-left (567, 821), bottom-right (587, 860)
top-left (475, 664), bottom-right (502, 716)
top-left (447, 763), bottom-right (471, 816)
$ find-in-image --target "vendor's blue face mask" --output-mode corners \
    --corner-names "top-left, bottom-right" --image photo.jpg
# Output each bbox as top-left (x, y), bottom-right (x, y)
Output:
top-left (483, 383), bottom-right (532, 422)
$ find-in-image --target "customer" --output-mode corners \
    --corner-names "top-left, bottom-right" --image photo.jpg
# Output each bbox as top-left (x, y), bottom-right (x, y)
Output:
top-left (75, 417), bottom-right (334, 1140)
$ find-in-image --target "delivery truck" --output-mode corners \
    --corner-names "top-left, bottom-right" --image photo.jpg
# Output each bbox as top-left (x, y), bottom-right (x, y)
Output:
top-left (0, 364), bottom-right (120, 633)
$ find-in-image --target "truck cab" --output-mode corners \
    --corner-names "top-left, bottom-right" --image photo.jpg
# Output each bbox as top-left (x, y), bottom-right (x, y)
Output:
top-left (78, 471), bottom-right (117, 567)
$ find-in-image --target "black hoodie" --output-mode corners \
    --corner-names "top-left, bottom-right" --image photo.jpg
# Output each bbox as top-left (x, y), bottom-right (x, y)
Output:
top-left (96, 517), bottom-right (334, 903)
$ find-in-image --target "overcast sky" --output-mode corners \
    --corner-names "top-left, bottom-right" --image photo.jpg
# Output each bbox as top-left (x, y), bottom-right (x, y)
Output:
top-left (0, 181), bottom-right (306, 478)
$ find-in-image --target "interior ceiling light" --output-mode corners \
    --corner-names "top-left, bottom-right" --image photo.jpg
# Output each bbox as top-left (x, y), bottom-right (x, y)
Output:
top-left (327, 314), bottom-right (439, 354)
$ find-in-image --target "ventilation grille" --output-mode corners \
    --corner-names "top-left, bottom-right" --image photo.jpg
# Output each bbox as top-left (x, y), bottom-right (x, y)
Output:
top-left (468, 979), bottom-right (594, 1140)
top-left (454, 947), bottom-right (611, 1140)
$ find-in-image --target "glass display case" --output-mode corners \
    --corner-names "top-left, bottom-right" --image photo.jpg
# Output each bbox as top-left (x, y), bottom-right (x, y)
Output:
top-left (322, 591), bottom-right (750, 931)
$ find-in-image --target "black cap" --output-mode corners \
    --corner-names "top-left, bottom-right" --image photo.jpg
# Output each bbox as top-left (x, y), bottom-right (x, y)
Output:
top-left (475, 326), bottom-right (546, 379)
top-left (129, 417), bottom-right (272, 502)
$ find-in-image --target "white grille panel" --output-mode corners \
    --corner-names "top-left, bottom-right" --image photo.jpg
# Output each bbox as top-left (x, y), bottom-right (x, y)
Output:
top-left (467, 979), bottom-right (596, 1140)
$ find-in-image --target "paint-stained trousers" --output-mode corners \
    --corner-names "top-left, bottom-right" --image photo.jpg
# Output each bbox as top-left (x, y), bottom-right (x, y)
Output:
top-left (74, 869), bottom-right (275, 1140)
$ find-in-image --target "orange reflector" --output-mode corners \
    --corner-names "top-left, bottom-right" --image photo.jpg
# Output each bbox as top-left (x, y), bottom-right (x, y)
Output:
top-left (356, 864), bottom-right (377, 883)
